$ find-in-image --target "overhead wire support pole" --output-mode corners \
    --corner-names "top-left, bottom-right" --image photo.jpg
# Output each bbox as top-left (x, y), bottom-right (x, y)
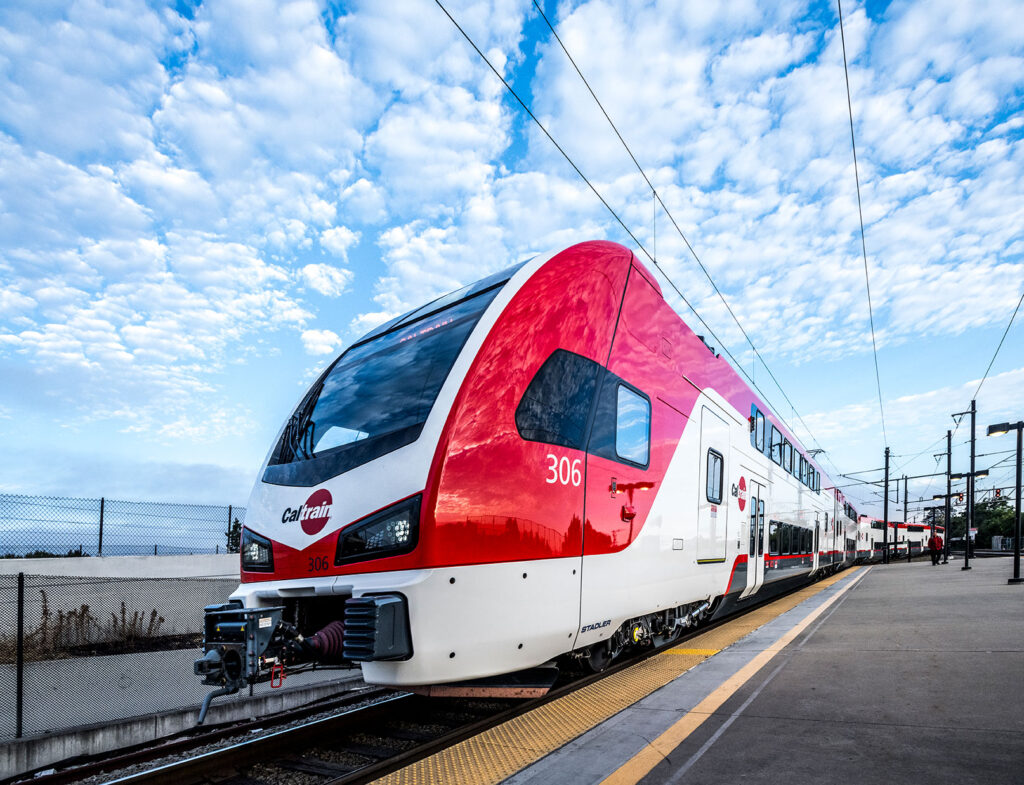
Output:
top-left (904, 475), bottom-right (910, 562)
top-left (883, 447), bottom-right (890, 565)
top-left (965, 399), bottom-right (976, 571)
top-left (944, 430), bottom-right (951, 564)
top-left (1012, 425), bottom-right (1023, 585)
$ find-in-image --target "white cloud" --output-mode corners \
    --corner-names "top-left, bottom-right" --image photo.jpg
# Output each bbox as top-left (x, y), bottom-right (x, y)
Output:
top-left (300, 328), bottom-right (341, 355)
top-left (301, 262), bottom-right (354, 296)
top-left (319, 226), bottom-right (360, 261)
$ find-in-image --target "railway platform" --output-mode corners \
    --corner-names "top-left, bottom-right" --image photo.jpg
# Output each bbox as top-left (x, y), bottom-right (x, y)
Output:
top-left (379, 556), bottom-right (1024, 785)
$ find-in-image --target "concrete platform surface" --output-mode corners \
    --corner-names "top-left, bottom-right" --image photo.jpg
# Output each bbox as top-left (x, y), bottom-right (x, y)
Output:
top-left (508, 557), bottom-right (1024, 785)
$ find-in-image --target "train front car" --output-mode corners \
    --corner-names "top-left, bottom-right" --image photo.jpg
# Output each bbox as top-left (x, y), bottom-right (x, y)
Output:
top-left (195, 242), bottom-right (644, 711)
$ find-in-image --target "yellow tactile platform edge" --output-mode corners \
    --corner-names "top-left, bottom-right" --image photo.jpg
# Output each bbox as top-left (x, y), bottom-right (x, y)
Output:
top-left (372, 568), bottom-right (859, 785)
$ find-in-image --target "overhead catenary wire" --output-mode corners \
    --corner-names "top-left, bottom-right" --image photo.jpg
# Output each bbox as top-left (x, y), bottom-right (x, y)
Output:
top-left (836, 0), bottom-right (888, 451)
top-left (529, 0), bottom-right (844, 481)
top-left (435, 0), bottom-right (835, 473)
top-left (973, 288), bottom-right (1024, 400)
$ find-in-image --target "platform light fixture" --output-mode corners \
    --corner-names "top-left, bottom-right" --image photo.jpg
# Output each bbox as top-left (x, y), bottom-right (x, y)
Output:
top-left (986, 419), bottom-right (1023, 586)
top-left (950, 470), bottom-right (988, 481)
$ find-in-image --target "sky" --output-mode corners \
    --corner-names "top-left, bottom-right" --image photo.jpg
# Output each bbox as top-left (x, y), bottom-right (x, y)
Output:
top-left (0, 0), bottom-right (1022, 522)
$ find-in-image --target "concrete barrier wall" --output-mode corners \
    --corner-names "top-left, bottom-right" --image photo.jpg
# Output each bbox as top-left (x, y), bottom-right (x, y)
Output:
top-left (0, 554), bottom-right (239, 578)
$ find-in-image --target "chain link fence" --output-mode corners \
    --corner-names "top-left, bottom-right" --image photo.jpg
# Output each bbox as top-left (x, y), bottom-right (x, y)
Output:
top-left (0, 494), bottom-right (246, 558)
top-left (0, 573), bottom-right (358, 741)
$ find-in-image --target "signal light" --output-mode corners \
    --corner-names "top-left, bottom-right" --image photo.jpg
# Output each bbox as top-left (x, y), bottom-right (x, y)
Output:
top-left (995, 488), bottom-right (1002, 498)
top-left (957, 493), bottom-right (964, 504)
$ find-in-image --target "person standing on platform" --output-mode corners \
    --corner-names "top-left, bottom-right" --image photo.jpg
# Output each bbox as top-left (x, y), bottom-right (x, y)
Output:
top-left (928, 532), bottom-right (941, 565)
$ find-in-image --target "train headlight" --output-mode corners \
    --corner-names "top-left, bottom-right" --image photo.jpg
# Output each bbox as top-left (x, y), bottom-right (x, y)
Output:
top-left (336, 495), bottom-right (421, 565)
top-left (241, 528), bottom-right (274, 572)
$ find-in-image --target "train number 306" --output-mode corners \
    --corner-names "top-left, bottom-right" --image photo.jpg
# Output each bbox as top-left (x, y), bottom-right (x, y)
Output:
top-left (545, 454), bottom-right (582, 486)
top-left (308, 556), bottom-right (330, 572)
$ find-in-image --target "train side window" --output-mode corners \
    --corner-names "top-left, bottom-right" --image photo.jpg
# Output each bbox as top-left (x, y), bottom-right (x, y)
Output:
top-left (754, 410), bottom-right (765, 452)
top-left (770, 426), bottom-right (783, 465)
top-left (784, 442), bottom-right (794, 473)
top-left (769, 521), bottom-right (779, 555)
top-left (706, 449), bottom-right (724, 504)
top-left (803, 529), bottom-right (811, 553)
top-left (515, 349), bottom-right (602, 450)
top-left (799, 457), bottom-right (807, 485)
top-left (615, 386), bottom-right (651, 465)
top-left (588, 374), bottom-right (650, 468)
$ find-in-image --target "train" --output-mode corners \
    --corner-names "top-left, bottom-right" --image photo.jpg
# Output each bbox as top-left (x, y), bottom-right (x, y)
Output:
top-left (856, 515), bottom-right (944, 561)
top-left (195, 241), bottom-right (870, 718)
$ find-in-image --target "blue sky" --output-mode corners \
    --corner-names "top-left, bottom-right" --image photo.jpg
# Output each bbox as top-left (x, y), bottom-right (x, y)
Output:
top-left (0, 0), bottom-right (1022, 521)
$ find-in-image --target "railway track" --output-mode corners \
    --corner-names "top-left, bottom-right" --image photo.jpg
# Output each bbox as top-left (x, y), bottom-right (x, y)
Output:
top-left (13, 574), bottom-right (844, 785)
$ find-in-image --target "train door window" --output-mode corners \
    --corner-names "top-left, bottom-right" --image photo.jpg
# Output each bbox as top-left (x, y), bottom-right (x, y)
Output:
top-left (615, 386), bottom-right (651, 465)
top-left (783, 441), bottom-right (793, 473)
top-left (706, 449), bottom-right (724, 504)
top-left (515, 349), bottom-right (601, 449)
top-left (769, 521), bottom-right (780, 555)
top-left (758, 500), bottom-right (765, 555)
top-left (754, 409), bottom-right (765, 452)
top-left (749, 495), bottom-right (757, 557)
top-left (800, 457), bottom-right (808, 485)
top-left (770, 426), bottom-right (783, 465)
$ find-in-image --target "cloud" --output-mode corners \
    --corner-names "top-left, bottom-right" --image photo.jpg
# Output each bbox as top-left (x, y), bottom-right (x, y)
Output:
top-left (318, 226), bottom-right (360, 261)
top-left (301, 262), bottom-right (354, 297)
top-left (300, 328), bottom-right (341, 355)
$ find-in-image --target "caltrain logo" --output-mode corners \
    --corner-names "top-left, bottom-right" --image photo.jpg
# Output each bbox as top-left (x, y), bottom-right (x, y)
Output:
top-left (282, 489), bottom-right (333, 536)
top-left (737, 476), bottom-right (747, 512)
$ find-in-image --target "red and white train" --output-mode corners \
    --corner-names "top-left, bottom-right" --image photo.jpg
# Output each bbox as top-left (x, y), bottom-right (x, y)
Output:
top-left (196, 241), bottom-right (865, 713)
top-left (857, 516), bottom-right (942, 561)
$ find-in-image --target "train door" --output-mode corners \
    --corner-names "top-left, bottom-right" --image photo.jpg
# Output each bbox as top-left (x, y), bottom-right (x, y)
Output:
top-left (740, 477), bottom-right (766, 599)
top-left (813, 513), bottom-right (820, 571)
top-left (697, 407), bottom-right (729, 564)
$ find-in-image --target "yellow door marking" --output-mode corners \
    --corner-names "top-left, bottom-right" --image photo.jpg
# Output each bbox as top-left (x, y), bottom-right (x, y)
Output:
top-left (600, 566), bottom-right (870, 785)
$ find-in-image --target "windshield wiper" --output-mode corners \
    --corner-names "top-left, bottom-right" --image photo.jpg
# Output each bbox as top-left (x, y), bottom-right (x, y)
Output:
top-left (284, 381), bottom-right (323, 461)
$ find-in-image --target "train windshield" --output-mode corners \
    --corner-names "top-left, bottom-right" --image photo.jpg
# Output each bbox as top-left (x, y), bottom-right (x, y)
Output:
top-left (263, 275), bottom-right (514, 487)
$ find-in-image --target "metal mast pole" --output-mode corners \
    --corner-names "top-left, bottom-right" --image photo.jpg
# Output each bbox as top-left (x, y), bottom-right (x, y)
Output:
top-left (944, 430), bottom-right (951, 564)
top-left (883, 447), bottom-right (890, 565)
top-left (964, 400), bottom-right (975, 570)
top-left (1011, 426), bottom-right (1022, 585)
top-left (904, 475), bottom-right (909, 561)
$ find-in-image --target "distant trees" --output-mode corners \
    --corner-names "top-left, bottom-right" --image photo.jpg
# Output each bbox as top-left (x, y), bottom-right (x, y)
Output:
top-left (3, 547), bottom-right (90, 559)
top-left (226, 517), bottom-right (242, 553)
top-left (946, 498), bottom-right (1015, 547)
